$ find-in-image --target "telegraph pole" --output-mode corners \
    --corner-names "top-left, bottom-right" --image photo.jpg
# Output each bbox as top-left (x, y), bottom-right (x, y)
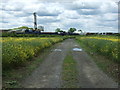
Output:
top-left (33, 12), bottom-right (37, 31)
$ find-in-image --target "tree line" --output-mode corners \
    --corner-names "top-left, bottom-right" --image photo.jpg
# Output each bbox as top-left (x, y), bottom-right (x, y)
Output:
top-left (55, 28), bottom-right (79, 34)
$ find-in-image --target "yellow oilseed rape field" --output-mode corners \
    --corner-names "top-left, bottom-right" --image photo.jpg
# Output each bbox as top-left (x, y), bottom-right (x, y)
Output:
top-left (80, 37), bottom-right (120, 42)
top-left (1, 37), bottom-right (64, 69)
top-left (76, 36), bottom-right (119, 63)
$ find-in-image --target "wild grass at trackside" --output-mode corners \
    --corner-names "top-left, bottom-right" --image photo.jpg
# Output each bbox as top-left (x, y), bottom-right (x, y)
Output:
top-left (76, 36), bottom-right (119, 63)
top-left (76, 36), bottom-right (119, 83)
top-left (2, 37), bottom-right (65, 70)
top-left (62, 52), bottom-right (79, 88)
top-left (2, 40), bottom-right (59, 88)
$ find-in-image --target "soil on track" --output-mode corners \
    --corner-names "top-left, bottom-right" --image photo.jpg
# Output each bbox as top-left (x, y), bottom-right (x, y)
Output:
top-left (21, 39), bottom-right (118, 88)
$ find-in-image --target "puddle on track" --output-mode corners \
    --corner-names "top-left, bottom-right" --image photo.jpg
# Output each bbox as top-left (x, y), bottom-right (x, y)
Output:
top-left (74, 45), bottom-right (78, 47)
top-left (53, 49), bottom-right (62, 52)
top-left (73, 48), bottom-right (82, 51)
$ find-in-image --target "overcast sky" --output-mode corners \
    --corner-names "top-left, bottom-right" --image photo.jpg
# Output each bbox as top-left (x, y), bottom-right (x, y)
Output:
top-left (1, 0), bottom-right (119, 32)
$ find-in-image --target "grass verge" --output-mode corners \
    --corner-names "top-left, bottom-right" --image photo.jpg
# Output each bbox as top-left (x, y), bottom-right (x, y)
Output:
top-left (61, 52), bottom-right (79, 88)
top-left (76, 39), bottom-right (119, 83)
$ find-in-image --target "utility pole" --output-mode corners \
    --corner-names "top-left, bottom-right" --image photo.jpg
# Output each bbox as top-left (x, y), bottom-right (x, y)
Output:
top-left (33, 12), bottom-right (37, 31)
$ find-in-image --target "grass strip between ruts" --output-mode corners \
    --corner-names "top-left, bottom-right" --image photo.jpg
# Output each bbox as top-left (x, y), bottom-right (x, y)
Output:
top-left (61, 52), bottom-right (79, 88)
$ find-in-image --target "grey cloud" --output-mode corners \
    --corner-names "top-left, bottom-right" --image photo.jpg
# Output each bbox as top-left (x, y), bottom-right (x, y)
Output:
top-left (37, 17), bottom-right (60, 24)
top-left (65, 1), bottom-right (118, 15)
top-left (14, 12), bottom-right (31, 17)
top-left (24, 17), bottom-right (33, 23)
top-left (61, 19), bottom-right (85, 30)
top-left (63, 2), bottom-right (101, 10)
top-left (2, 2), bottom-right (24, 11)
top-left (98, 23), bottom-right (117, 28)
top-left (2, 21), bottom-right (9, 23)
top-left (37, 7), bottom-right (62, 16)
top-left (97, 20), bottom-right (118, 29)
top-left (22, 3), bottom-right (63, 17)
top-left (100, 2), bottom-right (118, 14)
top-left (37, 11), bottom-right (60, 16)
top-left (1, 0), bottom-right (118, 33)
top-left (59, 10), bottom-right (80, 19)
top-left (77, 9), bottom-right (100, 15)
top-left (5, 11), bottom-right (31, 17)
top-left (99, 13), bottom-right (118, 22)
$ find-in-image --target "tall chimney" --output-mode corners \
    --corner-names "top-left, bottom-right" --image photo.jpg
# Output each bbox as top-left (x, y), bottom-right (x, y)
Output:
top-left (33, 12), bottom-right (37, 31)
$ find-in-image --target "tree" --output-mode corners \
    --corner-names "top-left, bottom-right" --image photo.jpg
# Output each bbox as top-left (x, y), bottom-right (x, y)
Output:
top-left (68, 28), bottom-right (76, 33)
top-left (55, 28), bottom-right (63, 33)
top-left (78, 30), bottom-right (82, 33)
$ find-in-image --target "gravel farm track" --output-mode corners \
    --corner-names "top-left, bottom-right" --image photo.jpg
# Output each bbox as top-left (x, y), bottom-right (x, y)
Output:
top-left (21, 39), bottom-right (118, 88)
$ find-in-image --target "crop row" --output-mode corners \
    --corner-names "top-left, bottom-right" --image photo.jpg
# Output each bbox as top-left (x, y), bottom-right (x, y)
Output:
top-left (76, 36), bottom-right (119, 63)
top-left (2, 37), bottom-right (64, 69)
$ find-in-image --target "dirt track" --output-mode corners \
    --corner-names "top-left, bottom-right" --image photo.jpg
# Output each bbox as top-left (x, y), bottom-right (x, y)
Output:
top-left (21, 39), bottom-right (118, 88)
